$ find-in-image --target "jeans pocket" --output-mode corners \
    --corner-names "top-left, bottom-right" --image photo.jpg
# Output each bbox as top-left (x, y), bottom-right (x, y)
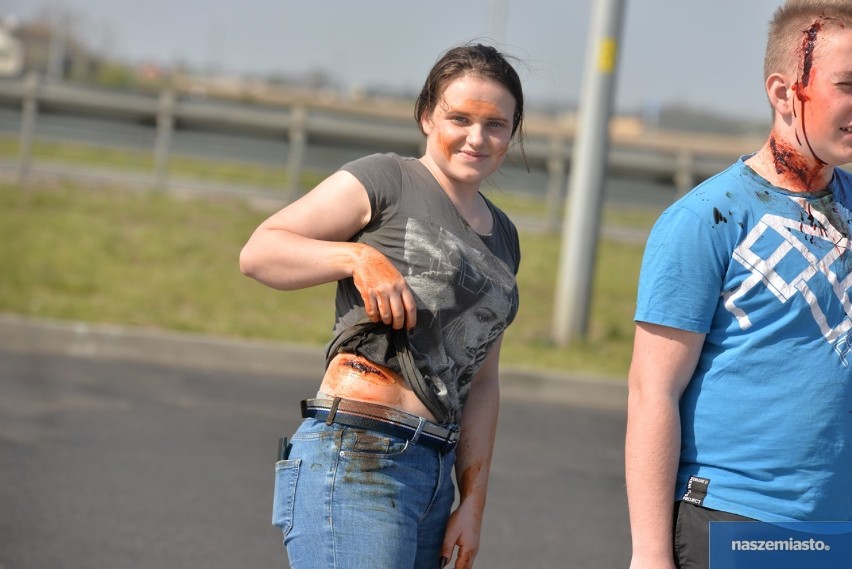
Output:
top-left (271, 458), bottom-right (300, 535)
top-left (339, 430), bottom-right (409, 459)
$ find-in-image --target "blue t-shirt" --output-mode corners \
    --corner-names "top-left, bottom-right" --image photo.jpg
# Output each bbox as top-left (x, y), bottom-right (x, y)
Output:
top-left (635, 156), bottom-right (852, 522)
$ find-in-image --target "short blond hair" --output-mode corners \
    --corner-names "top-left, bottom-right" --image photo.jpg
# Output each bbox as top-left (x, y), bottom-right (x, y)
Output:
top-left (764, 0), bottom-right (852, 80)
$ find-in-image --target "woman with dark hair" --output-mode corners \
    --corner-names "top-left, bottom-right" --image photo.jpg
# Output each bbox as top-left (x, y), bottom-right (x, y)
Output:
top-left (240, 43), bottom-right (525, 569)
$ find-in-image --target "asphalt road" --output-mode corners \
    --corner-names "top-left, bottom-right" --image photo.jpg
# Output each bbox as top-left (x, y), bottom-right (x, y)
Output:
top-left (0, 325), bottom-right (630, 569)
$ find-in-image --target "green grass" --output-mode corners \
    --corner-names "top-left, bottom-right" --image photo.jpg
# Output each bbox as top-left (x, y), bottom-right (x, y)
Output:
top-left (0, 178), bottom-right (649, 379)
top-left (2, 136), bottom-right (154, 170)
top-left (3, 135), bottom-right (655, 377)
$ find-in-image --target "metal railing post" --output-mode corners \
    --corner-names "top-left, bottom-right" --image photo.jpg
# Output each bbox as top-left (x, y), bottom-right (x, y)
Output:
top-left (544, 128), bottom-right (568, 233)
top-left (153, 89), bottom-right (175, 190)
top-left (285, 104), bottom-right (307, 201)
top-left (17, 72), bottom-right (40, 186)
top-left (674, 149), bottom-right (696, 198)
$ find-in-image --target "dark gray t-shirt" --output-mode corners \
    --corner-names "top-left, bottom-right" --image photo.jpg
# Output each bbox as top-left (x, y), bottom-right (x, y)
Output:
top-left (326, 153), bottom-right (520, 423)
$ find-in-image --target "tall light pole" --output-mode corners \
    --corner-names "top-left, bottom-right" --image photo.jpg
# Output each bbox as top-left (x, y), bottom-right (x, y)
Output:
top-left (552, 0), bottom-right (626, 346)
top-left (491, 0), bottom-right (509, 44)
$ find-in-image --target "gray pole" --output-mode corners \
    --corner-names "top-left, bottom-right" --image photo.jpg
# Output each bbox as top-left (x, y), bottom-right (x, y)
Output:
top-left (552, 0), bottom-right (626, 345)
top-left (491, 0), bottom-right (509, 44)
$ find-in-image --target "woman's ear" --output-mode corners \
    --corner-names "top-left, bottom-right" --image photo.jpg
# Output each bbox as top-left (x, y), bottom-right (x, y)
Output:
top-left (421, 114), bottom-right (434, 135)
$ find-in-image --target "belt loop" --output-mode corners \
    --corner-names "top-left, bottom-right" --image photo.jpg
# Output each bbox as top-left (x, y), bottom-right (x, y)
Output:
top-left (441, 424), bottom-right (460, 454)
top-left (326, 397), bottom-right (342, 425)
top-left (410, 417), bottom-right (426, 445)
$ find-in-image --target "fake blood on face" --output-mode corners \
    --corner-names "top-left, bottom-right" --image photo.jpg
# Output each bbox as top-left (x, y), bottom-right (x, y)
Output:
top-left (434, 99), bottom-right (511, 166)
top-left (792, 20), bottom-right (828, 167)
top-left (800, 20), bottom-right (822, 89)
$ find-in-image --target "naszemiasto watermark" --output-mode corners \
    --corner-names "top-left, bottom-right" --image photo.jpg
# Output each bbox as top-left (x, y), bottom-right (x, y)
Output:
top-left (710, 521), bottom-right (852, 569)
top-left (730, 536), bottom-right (831, 552)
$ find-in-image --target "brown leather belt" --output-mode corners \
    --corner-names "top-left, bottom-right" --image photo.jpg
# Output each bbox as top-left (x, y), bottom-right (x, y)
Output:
top-left (300, 397), bottom-right (459, 454)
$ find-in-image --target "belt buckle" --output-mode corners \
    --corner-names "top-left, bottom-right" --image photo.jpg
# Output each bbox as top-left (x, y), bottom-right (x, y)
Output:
top-left (440, 424), bottom-right (460, 454)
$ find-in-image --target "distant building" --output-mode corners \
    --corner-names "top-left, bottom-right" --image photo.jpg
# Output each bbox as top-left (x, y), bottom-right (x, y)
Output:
top-left (7, 19), bottom-right (101, 81)
top-left (0, 27), bottom-right (24, 77)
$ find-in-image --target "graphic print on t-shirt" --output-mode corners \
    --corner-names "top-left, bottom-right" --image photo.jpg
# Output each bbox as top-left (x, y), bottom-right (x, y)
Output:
top-left (724, 195), bottom-right (852, 365)
top-left (403, 218), bottom-right (518, 397)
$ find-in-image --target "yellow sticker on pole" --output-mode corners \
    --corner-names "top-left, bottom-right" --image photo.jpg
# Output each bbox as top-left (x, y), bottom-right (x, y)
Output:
top-left (597, 38), bottom-right (617, 73)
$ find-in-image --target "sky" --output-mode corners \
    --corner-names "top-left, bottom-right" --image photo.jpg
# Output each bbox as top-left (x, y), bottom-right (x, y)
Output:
top-left (5, 0), bottom-right (785, 120)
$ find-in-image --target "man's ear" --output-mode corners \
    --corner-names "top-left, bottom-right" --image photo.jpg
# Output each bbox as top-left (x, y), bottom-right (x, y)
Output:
top-left (765, 72), bottom-right (796, 118)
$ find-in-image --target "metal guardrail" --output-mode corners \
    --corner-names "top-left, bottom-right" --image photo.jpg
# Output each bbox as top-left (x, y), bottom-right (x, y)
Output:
top-left (1, 73), bottom-right (764, 212)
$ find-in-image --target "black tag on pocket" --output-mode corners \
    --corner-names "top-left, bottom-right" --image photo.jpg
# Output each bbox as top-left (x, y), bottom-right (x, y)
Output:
top-left (682, 475), bottom-right (710, 506)
top-left (277, 437), bottom-right (289, 461)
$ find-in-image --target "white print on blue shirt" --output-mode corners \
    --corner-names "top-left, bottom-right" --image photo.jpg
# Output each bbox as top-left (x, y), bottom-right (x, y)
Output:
top-left (724, 195), bottom-right (852, 366)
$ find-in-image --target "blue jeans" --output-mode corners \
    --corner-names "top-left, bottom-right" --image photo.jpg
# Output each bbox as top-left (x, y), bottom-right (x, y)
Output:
top-left (272, 418), bottom-right (457, 569)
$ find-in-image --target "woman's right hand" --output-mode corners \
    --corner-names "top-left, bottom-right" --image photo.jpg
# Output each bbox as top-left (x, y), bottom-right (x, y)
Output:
top-left (352, 244), bottom-right (417, 331)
